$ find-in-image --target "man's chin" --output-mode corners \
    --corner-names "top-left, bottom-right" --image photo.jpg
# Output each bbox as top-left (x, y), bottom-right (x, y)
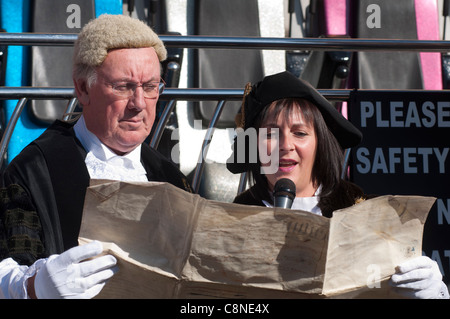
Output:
top-left (107, 135), bottom-right (147, 155)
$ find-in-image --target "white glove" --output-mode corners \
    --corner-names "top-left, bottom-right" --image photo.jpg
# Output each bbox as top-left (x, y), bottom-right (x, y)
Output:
top-left (33, 241), bottom-right (117, 299)
top-left (389, 256), bottom-right (449, 299)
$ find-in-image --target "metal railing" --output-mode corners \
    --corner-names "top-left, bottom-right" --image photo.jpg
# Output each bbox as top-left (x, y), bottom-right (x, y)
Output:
top-left (1, 33), bottom-right (449, 193)
top-left (0, 87), bottom-right (354, 192)
top-left (2, 86), bottom-right (446, 192)
top-left (1, 33), bottom-right (450, 51)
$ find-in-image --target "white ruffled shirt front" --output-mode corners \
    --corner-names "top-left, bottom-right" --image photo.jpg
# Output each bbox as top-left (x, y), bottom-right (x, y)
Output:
top-left (73, 115), bottom-right (148, 182)
top-left (263, 185), bottom-right (322, 216)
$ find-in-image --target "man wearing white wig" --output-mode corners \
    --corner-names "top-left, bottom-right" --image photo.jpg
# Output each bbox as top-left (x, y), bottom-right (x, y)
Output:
top-left (0, 14), bottom-right (192, 299)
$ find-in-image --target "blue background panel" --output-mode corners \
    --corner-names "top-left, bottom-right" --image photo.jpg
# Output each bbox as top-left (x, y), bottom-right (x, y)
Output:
top-left (0, 0), bottom-right (123, 163)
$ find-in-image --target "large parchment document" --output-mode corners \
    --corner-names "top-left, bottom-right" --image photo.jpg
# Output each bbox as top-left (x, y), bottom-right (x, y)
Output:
top-left (78, 180), bottom-right (435, 299)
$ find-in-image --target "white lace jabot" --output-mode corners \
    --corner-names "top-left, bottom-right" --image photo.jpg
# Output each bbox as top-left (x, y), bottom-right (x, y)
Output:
top-left (73, 115), bottom-right (148, 182)
top-left (263, 185), bottom-right (322, 216)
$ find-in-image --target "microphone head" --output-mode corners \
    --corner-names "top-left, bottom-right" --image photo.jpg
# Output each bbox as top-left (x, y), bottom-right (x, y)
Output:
top-left (273, 178), bottom-right (296, 208)
top-left (273, 178), bottom-right (296, 198)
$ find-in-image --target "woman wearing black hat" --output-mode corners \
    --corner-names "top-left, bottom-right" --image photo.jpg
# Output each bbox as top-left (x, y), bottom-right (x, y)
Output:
top-left (227, 71), bottom-right (364, 217)
top-left (227, 71), bottom-right (449, 299)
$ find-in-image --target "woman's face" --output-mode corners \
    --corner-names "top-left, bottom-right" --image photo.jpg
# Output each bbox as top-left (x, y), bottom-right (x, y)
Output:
top-left (259, 103), bottom-right (318, 197)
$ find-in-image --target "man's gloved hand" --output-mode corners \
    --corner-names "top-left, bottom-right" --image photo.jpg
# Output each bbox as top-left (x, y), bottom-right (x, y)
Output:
top-left (33, 241), bottom-right (117, 299)
top-left (389, 256), bottom-right (449, 299)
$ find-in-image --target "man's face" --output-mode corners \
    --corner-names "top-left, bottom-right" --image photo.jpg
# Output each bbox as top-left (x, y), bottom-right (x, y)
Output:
top-left (78, 47), bottom-right (161, 155)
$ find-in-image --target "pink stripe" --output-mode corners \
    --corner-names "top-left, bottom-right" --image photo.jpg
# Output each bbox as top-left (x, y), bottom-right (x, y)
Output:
top-left (415, 0), bottom-right (442, 89)
top-left (323, 0), bottom-right (347, 36)
top-left (323, 0), bottom-right (348, 119)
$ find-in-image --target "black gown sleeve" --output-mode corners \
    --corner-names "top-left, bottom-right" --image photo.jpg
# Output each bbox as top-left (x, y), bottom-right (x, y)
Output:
top-left (0, 145), bottom-right (60, 265)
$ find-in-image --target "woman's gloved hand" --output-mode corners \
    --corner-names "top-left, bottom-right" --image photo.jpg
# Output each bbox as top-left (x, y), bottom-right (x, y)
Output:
top-left (32, 240), bottom-right (117, 299)
top-left (389, 256), bottom-right (449, 299)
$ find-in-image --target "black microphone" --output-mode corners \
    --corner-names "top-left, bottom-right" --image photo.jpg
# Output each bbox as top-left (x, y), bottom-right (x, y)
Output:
top-left (273, 178), bottom-right (296, 209)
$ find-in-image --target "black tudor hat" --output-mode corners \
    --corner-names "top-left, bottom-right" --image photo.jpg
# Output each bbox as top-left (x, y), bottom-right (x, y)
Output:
top-left (226, 71), bottom-right (362, 174)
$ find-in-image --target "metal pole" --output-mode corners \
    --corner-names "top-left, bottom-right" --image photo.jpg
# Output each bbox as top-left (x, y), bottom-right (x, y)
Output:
top-left (191, 100), bottom-right (227, 194)
top-left (149, 99), bottom-right (176, 149)
top-left (62, 97), bottom-right (79, 121)
top-left (0, 98), bottom-right (28, 169)
top-left (237, 172), bottom-right (248, 195)
top-left (2, 33), bottom-right (450, 52)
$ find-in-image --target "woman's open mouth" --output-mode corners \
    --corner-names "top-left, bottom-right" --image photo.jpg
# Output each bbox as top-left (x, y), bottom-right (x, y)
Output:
top-left (278, 159), bottom-right (297, 172)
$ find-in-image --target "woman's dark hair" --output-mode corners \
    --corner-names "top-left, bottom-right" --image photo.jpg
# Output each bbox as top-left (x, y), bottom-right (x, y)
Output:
top-left (247, 98), bottom-right (345, 203)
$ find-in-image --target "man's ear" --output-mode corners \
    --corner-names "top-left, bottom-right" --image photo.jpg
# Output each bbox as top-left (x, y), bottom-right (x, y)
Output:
top-left (73, 78), bottom-right (90, 106)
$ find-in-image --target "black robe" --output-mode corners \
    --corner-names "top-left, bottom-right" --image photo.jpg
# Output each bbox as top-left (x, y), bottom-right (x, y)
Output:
top-left (1, 120), bottom-right (192, 265)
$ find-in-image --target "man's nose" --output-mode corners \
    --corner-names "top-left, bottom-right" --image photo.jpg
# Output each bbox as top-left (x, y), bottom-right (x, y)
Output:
top-left (128, 86), bottom-right (146, 110)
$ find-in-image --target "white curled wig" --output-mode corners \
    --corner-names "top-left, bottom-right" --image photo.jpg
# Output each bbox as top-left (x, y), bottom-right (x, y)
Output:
top-left (72, 14), bottom-right (167, 86)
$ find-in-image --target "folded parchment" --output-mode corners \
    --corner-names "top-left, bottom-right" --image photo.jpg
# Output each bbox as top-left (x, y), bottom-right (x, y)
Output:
top-left (78, 180), bottom-right (435, 298)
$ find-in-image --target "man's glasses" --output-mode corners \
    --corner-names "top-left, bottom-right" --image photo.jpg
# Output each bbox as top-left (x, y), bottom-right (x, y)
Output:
top-left (110, 79), bottom-right (166, 99)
